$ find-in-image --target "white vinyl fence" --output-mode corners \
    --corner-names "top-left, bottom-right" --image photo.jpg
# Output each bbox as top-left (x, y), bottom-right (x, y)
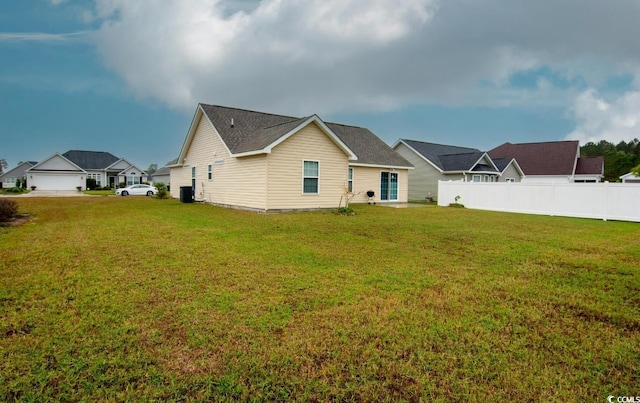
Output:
top-left (438, 181), bottom-right (640, 222)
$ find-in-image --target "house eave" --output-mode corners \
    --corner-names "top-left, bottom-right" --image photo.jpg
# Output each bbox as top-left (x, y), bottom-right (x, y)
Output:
top-left (349, 162), bottom-right (413, 170)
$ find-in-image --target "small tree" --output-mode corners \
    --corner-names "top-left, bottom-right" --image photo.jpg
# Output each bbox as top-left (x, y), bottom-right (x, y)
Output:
top-left (632, 163), bottom-right (640, 177)
top-left (147, 163), bottom-right (158, 176)
top-left (337, 183), bottom-right (360, 214)
top-left (155, 182), bottom-right (169, 199)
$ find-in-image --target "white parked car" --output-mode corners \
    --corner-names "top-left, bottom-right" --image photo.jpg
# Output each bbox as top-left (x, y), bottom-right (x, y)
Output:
top-left (115, 184), bottom-right (158, 196)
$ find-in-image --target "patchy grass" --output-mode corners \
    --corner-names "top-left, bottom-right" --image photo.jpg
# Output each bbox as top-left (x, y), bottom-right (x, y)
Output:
top-left (83, 190), bottom-right (114, 196)
top-left (1, 198), bottom-right (639, 401)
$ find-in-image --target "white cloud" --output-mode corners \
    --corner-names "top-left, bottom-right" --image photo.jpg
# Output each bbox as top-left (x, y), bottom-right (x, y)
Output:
top-left (49, 0), bottom-right (67, 5)
top-left (82, 0), bottom-right (640, 122)
top-left (567, 89), bottom-right (640, 144)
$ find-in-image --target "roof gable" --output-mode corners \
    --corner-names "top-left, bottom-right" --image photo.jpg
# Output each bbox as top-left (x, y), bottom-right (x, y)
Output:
top-left (492, 157), bottom-right (525, 177)
top-left (28, 153), bottom-right (85, 172)
top-left (63, 150), bottom-right (120, 170)
top-left (0, 161), bottom-right (37, 179)
top-left (489, 141), bottom-right (579, 176)
top-left (177, 104), bottom-right (411, 168)
top-left (396, 139), bottom-right (487, 172)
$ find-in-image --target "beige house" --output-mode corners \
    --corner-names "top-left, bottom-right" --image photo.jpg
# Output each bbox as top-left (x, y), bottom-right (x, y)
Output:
top-left (169, 104), bottom-right (412, 211)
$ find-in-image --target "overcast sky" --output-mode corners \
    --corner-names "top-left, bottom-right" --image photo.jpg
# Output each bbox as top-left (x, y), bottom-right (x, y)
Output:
top-left (2, 0), bottom-right (640, 169)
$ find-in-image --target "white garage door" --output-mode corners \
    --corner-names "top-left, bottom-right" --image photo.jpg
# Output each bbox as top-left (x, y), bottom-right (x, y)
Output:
top-left (35, 173), bottom-right (81, 190)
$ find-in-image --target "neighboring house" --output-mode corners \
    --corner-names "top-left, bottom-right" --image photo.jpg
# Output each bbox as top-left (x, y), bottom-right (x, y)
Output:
top-left (489, 141), bottom-right (604, 183)
top-left (620, 172), bottom-right (640, 183)
top-left (149, 165), bottom-right (172, 188)
top-left (169, 104), bottom-right (413, 211)
top-left (26, 150), bottom-right (147, 190)
top-left (492, 158), bottom-right (525, 183)
top-left (0, 161), bottom-right (37, 189)
top-left (392, 139), bottom-right (505, 201)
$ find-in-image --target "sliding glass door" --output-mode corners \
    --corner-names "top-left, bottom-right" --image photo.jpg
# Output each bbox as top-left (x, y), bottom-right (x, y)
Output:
top-left (380, 171), bottom-right (398, 201)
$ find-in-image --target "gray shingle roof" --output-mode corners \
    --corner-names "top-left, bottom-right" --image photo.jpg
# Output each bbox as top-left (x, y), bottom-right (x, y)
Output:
top-left (63, 150), bottom-right (120, 170)
top-left (491, 157), bottom-right (513, 172)
top-left (199, 104), bottom-right (412, 168)
top-left (401, 140), bottom-right (490, 171)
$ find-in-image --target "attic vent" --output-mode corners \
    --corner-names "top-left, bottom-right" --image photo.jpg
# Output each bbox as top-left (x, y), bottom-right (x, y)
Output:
top-left (231, 118), bottom-right (234, 128)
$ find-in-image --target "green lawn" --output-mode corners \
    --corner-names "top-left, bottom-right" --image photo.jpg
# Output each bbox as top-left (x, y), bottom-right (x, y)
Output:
top-left (1, 198), bottom-right (638, 401)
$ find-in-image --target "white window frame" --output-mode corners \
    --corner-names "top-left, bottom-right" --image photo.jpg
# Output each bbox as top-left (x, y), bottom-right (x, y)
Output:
top-left (302, 160), bottom-right (319, 194)
top-left (472, 175), bottom-right (481, 182)
top-left (87, 173), bottom-right (102, 186)
top-left (208, 164), bottom-right (212, 181)
top-left (126, 174), bottom-right (140, 186)
top-left (347, 168), bottom-right (354, 193)
top-left (506, 178), bottom-right (515, 183)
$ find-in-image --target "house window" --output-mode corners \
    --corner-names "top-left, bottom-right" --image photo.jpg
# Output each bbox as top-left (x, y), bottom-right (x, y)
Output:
top-left (303, 160), bottom-right (319, 194)
top-left (484, 175), bottom-right (489, 182)
top-left (490, 176), bottom-right (496, 183)
top-left (126, 175), bottom-right (140, 186)
top-left (506, 178), bottom-right (515, 183)
top-left (347, 168), bottom-right (354, 192)
top-left (6, 177), bottom-right (16, 185)
top-left (88, 173), bottom-right (101, 186)
top-left (380, 171), bottom-right (398, 201)
top-left (192, 167), bottom-right (196, 179)
top-left (472, 175), bottom-right (481, 182)
top-left (208, 164), bottom-right (212, 180)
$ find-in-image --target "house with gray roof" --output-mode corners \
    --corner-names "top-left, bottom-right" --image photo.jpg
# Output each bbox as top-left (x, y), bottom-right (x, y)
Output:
top-left (1, 161), bottom-right (38, 189)
top-left (169, 104), bottom-right (413, 211)
top-left (392, 139), bottom-right (515, 201)
top-left (26, 150), bottom-right (147, 191)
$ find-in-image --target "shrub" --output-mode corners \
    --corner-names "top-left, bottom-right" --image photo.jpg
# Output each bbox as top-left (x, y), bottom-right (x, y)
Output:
top-left (0, 199), bottom-right (18, 222)
top-left (86, 178), bottom-right (97, 190)
top-left (155, 182), bottom-right (169, 199)
top-left (6, 187), bottom-right (26, 194)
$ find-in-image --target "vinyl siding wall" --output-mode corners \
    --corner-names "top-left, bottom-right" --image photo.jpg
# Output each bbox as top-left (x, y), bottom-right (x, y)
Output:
top-left (499, 164), bottom-right (522, 182)
top-left (394, 143), bottom-right (458, 201)
top-left (170, 114), bottom-right (267, 209)
top-left (349, 166), bottom-right (409, 204)
top-left (266, 122), bottom-right (348, 210)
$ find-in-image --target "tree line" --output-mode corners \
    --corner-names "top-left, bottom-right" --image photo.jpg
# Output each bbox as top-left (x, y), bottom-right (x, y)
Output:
top-left (580, 138), bottom-right (640, 182)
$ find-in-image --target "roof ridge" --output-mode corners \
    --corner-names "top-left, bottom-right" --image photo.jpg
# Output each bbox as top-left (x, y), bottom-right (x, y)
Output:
top-left (200, 103), bottom-right (299, 120)
top-left (261, 116), bottom-right (309, 130)
top-left (326, 121), bottom-right (366, 130)
top-left (507, 140), bottom-right (579, 146)
top-left (403, 139), bottom-right (478, 149)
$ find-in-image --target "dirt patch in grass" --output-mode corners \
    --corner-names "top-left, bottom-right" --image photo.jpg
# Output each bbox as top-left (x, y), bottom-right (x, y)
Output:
top-left (0, 213), bottom-right (32, 227)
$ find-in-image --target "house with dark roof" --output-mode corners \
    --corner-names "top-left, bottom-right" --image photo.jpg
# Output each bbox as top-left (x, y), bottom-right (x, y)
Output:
top-left (26, 150), bottom-right (147, 191)
top-left (392, 139), bottom-right (519, 201)
top-left (0, 161), bottom-right (38, 189)
top-left (488, 141), bottom-right (604, 183)
top-left (169, 104), bottom-right (413, 211)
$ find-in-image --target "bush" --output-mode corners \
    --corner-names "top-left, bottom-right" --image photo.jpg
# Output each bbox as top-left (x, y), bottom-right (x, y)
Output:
top-left (86, 178), bottom-right (97, 190)
top-left (5, 187), bottom-right (26, 194)
top-left (0, 199), bottom-right (18, 222)
top-left (155, 182), bottom-right (169, 199)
